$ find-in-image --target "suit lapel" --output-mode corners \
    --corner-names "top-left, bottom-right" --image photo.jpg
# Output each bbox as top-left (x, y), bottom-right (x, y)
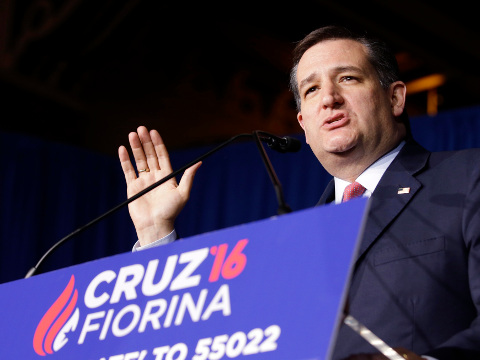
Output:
top-left (316, 141), bottom-right (431, 260)
top-left (355, 141), bottom-right (430, 260)
top-left (318, 179), bottom-right (335, 205)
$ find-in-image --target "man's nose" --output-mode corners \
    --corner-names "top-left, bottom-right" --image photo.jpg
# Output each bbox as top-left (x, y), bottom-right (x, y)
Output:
top-left (322, 84), bottom-right (344, 108)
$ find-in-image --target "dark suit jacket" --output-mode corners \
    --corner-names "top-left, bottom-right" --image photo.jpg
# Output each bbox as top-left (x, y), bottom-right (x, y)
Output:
top-left (318, 141), bottom-right (480, 360)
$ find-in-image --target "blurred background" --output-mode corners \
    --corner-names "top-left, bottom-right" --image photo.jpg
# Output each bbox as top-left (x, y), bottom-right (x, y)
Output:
top-left (2, 0), bottom-right (480, 283)
top-left (2, 0), bottom-right (480, 153)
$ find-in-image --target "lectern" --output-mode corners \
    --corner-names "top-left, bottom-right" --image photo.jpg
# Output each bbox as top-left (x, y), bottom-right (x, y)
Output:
top-left (0, 198), bottom-right (368, 360)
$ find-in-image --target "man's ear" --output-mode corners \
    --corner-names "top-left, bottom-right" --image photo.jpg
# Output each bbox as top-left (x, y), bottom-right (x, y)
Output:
top-left (390, 81), bottom-right (407, 117)
top-left (297, 112), bottom-right (304, 129)
top-left (297, 112), bottom-right (309, 144)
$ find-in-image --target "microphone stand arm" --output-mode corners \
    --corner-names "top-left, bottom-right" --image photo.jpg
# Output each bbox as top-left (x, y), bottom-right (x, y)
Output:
top-left (25, 133), bottom-right (253, 278)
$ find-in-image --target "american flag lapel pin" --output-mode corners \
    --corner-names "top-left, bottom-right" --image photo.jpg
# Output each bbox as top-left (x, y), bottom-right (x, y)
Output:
top-left (398, 187), bottom-right (410, 194)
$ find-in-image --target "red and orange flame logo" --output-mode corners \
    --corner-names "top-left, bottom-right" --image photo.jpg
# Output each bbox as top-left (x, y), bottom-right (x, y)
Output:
top-left (33, 275), bottom-right (78, 356)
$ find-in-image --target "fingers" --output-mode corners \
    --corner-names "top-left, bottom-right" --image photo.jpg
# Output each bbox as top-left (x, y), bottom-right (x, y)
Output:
top-left (120, 126), bottom-right (195, 192)
top-left (178, 161), bottom-right (202, 198)
top-left (128, 132), bottom-right (148, 174)
top-left (138, 126), bottom-right (161, 172)
top-left (128, 126), bottom-right (157, 174)
top-left (150, 129), bottom-right (173, 173)
top-left (118, 145), bottom-right (137, 183)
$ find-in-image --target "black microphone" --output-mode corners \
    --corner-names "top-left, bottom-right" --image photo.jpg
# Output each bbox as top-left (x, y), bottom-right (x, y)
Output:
top-left (25, 131), bottom-right (299, 278)
top-left (263, 133), bottom-right (302, 153)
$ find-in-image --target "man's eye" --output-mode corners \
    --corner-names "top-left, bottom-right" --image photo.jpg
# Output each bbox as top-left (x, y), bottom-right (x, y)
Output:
top-left (341, 76), bottom-right (357, 82)
top-left (305, 86), bottom-right (318, 96)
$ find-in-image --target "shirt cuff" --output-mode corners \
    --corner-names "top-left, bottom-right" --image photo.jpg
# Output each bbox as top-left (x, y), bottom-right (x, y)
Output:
top-left (132, 229), bottom-right (177, 252)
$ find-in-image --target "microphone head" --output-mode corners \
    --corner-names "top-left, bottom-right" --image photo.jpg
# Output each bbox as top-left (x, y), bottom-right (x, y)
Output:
top-left (280, 136), bottom-right (302, 153)
top-left (267, 136), bottom-right (302, 153)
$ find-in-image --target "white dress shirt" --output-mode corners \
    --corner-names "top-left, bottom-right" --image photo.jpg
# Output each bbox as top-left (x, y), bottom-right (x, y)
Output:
top-left (132, 229), bottom-right (177, 251)
top-left (334, 141), bottom-right (405, 203)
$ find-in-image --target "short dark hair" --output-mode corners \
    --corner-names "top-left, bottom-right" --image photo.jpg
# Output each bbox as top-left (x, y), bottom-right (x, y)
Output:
top-left (289, 25), bottom-right (410, 135)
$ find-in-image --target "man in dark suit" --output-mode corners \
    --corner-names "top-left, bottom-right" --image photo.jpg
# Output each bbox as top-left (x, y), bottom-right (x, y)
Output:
top-left (290, 26), bottom-right (480, 360)
top-left (118, 26), bottom-right (480, 359)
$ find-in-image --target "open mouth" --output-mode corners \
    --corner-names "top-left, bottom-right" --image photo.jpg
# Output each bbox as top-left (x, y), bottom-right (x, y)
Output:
top-left (328, 116), bottom-right (343, 124)
top-left (324, 114), bottom-right (347, 127)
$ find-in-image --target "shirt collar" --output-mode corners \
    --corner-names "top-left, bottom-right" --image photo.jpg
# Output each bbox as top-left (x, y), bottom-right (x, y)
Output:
top-left (334, 141), bottom-right (405, 204)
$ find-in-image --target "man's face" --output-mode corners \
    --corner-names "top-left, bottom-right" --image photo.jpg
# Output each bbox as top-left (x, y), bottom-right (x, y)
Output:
top-left (296, 39), bottom-right (406, 171)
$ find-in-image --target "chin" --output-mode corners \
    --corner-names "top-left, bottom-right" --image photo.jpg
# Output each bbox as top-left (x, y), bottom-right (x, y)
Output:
top-left (325, 142), bottom-right (356, 154)
top-left (322, 133), bottom-right (357, 152)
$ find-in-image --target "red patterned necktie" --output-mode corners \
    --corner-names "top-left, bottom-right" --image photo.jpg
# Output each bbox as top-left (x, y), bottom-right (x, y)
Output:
top-left (342, 181), bottom-right (366, 202)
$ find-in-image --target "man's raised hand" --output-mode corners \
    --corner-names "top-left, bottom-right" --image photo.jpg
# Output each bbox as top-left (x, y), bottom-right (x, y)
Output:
top-left (118, 126), bottom-right (201, 246)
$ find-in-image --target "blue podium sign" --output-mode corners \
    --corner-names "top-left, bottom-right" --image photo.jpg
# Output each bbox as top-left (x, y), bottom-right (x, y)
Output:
top-left (0, 199), bottom-right (367, 360)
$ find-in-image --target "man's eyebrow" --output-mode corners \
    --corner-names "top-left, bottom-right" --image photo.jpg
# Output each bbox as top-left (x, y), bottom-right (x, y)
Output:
top-left (298, 66), bottom-right (364, 90)
top-left (299, 72), bottom-right (318, 90)
top-left (334, 65), bottom-right (363, 73)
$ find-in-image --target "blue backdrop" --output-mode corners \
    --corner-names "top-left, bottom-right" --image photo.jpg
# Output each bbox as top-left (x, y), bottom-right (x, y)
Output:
top-left (2, 105), bottom-right (480, 284)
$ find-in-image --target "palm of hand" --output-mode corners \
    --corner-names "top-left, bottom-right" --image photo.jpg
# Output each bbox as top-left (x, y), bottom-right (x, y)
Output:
top-left (126, 170), bottom-right (185, 232)
top-left (118, 126), bottom-right (201, 245)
